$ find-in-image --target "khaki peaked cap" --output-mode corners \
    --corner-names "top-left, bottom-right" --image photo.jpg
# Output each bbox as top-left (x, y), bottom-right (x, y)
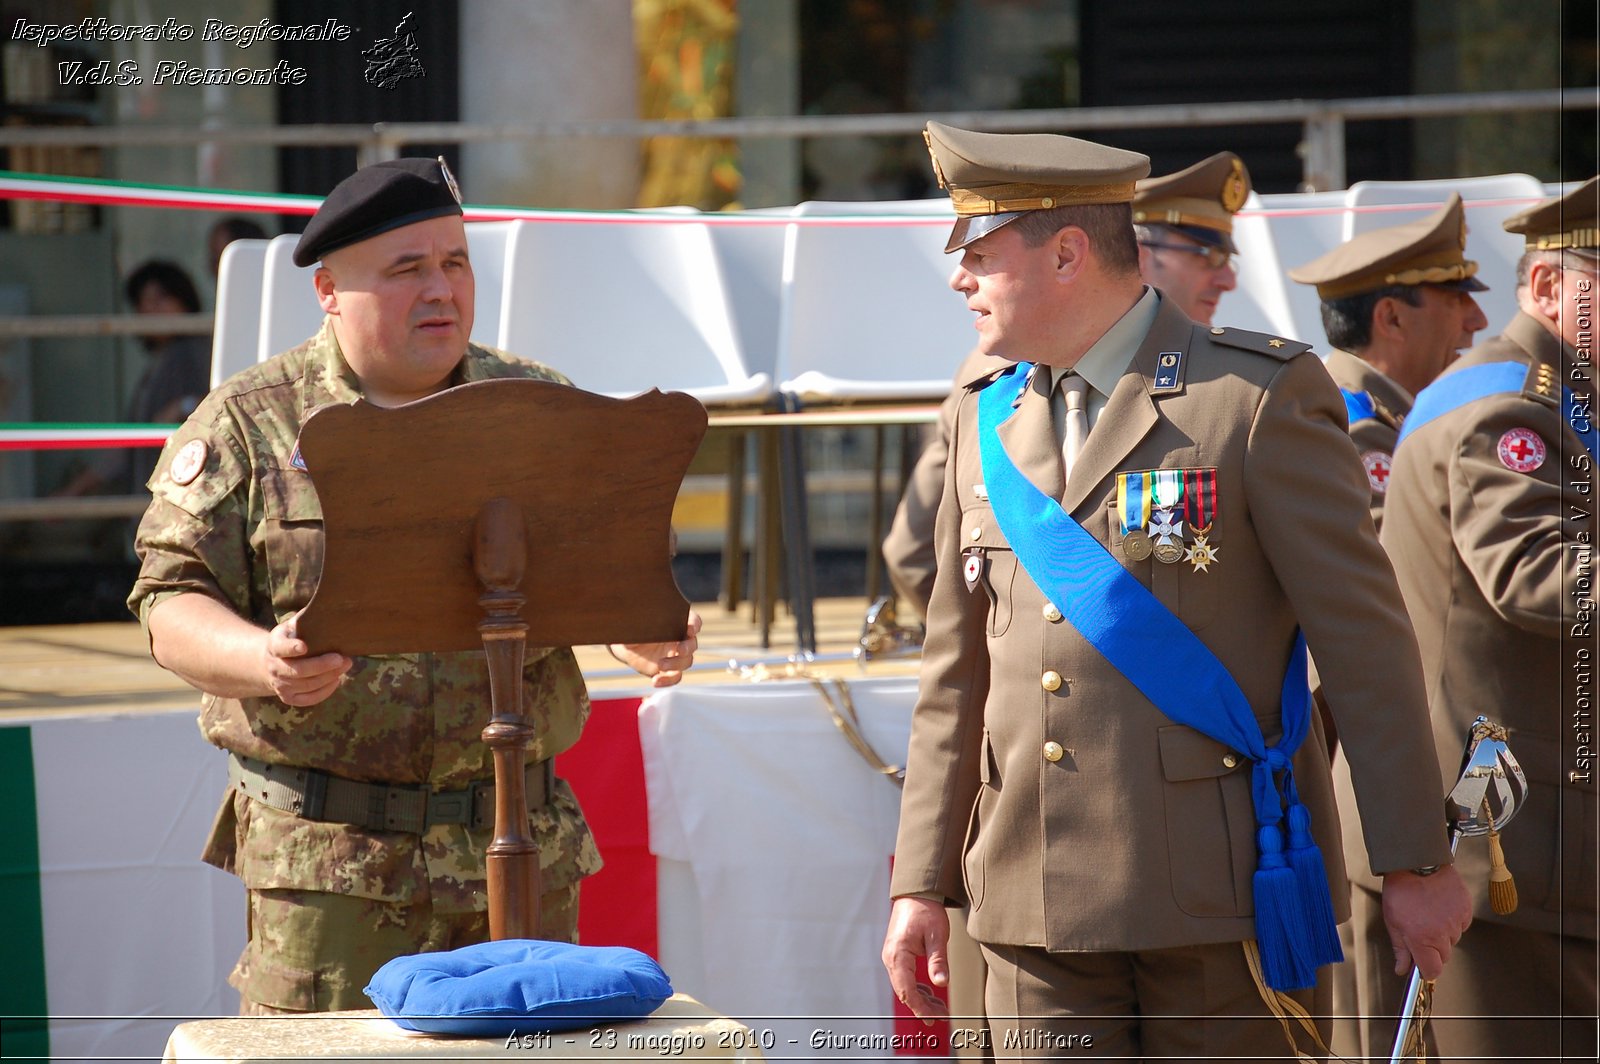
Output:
top-left (1132, 152), bottom-right (1252, 253)
top-left (924, 121), bottom-right (1150, 252)
top-left (1288, 192), bottom-right (1486, 301)
top-left (1502, 174), bottom-right (1599, 253)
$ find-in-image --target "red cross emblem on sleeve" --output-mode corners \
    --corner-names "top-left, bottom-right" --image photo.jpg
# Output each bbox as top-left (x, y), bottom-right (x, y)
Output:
top-left (1497, 428), bottom-right (1546, 472)
top-left (1360, 450), bottom-right (1392, 494)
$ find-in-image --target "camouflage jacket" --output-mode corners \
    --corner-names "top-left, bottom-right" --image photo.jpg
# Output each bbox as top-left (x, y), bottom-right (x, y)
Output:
top-left (128, 320), bottom-right (601, 912)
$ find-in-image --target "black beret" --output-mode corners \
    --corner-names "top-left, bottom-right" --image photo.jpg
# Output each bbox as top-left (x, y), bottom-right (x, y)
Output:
top-left (293, 157), bottom-right (464, 267)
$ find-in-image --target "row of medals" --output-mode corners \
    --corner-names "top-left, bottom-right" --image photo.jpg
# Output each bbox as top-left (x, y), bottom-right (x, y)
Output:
top-left (1121, 510), bottom-right (1219, 572)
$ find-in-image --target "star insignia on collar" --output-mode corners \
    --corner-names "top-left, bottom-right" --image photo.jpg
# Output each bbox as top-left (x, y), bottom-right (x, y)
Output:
top-left (1268, 338), bottom-right (1285, 348)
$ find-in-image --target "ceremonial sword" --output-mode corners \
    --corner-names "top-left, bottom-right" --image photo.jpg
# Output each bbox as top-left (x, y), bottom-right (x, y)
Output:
top-left (1389, 716), bottom-right (1528, 1064)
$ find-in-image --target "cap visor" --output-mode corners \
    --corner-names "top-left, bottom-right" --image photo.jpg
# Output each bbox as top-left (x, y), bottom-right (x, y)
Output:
top-left (1169, 224), bottom-right (1236, 255)
top-left (946, 211), bottom-right (1026, 253)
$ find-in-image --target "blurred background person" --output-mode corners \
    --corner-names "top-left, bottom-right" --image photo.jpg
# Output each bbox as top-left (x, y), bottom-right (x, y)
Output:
top-left (206, 217), bottom-right (270, 281)
top-left (56, 260), bottom-right (211, 499)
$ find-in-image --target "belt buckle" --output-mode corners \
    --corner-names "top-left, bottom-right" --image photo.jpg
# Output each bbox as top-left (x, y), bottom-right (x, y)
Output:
top-left (425, 785), bottom-right (473, 828)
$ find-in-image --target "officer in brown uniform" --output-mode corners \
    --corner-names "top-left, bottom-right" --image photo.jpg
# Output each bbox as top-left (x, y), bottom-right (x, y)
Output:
top-left (1376, 176), bottom-right (1599, 1061)
top-left (1290, 194), bottom-right (1493, 1058)
top-left (884, 152), bottom-right (1254, 619)
top-left (880, 123), bottom-right (1473, 1060)
top-left (128, 158), bottom-right (699, 1014)
top-left (1289, 193), bottom-right (1490, 531)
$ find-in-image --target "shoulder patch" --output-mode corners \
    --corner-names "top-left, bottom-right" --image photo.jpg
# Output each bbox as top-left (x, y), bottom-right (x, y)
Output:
top-left (1204, 326), bottom-right (1312, 361)
top-left (149, 425), bottom-right (246, 519)
top-left (1497, 428), bottom-right (1547, 473)
top-left (1360, 450), bottom-right (1393, 494)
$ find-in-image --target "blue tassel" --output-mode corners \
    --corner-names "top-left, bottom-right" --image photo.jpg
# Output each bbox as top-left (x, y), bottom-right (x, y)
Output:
top-left (1285, 802), bottom-right (1344, 968)
top-left (1252, 823), bottom-right (1318, 991)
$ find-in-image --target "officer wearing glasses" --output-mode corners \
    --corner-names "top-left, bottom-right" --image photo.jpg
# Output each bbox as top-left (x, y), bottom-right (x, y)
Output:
top-left (1132, 152), bottom-right (1251, 327)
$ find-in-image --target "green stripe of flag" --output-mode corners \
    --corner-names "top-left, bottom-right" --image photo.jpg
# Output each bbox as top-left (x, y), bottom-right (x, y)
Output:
top-left (0, 726), bottom-right (48, 1061)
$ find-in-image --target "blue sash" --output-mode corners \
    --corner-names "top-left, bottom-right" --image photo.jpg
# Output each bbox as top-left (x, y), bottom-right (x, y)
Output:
top-left (1398, 361), bottom-right (1528, 444)
top-left (1340, 388), bottom-right (1377, 426)
top-left (976, 362), bottom-right (1339, 991)
top-left (1397, 360), bottom-right (1598, 461)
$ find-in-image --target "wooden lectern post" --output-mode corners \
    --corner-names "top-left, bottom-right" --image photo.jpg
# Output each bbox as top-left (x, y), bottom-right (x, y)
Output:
top-left (473, 498), bottom-right (540, 939)
top-left (292, 379), bottom-right (706, 942)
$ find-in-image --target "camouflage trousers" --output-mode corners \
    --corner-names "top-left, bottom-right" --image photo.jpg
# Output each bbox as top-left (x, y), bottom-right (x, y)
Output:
top-left (233, 882), bottom-right (580, 1015)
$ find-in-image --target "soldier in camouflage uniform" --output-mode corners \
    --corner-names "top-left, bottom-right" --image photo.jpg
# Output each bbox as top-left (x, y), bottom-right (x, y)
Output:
top-left (127, 158), bottom-right (699, 1014)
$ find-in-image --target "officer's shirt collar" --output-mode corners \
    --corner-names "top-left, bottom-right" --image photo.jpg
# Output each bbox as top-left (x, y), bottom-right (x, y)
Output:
top-left (1049, 285), bottom-right (1161, 406)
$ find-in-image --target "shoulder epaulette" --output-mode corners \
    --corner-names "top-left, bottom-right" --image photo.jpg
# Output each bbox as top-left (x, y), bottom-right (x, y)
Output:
top-left (1523, 358), bottom-right (1560, 409)
top-left (1202, 326), bottom-right (1312, 361)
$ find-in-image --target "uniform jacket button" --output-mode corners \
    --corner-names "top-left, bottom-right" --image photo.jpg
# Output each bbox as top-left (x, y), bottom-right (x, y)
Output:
top-left (1222, 753), bottom-right (1239, 769)
top-left (1042, 603), bottom-right (1062, 622)
top-left (1043, 741), bottom-right (1064, 763)
top-left (1041, 670), bottom-right (1062, 692)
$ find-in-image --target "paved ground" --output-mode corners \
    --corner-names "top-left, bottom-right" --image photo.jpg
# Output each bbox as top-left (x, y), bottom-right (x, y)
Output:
top-left (0, 595), bottom-right (922, 718)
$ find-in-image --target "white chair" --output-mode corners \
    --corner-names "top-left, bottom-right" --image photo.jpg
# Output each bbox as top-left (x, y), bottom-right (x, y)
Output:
top-left (768, 199), bottom-right (968, 648)
top-left (209, 239), bottom-right (269, 388)
top-left (1242, 188), bottom-right (1353, 351)
top-left (497, 216), bottom-right (774, 632)
top-left (465, 221), bottom-right (516, 352)
top-left (497, 218), bottom-right (770, 405)
top-left (706, 206), bottom-right (791, 388)
top-left (1342, 174), bottom-right (1548, 337)
top-left (1220, 191), bottom-right (1302, 340)
top-left (255, 234), bottom-right (326, 363)
top-left (774, 199), bottom-right (969, 403)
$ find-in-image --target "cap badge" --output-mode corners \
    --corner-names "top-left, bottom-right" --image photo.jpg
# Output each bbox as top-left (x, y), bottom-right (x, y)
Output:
top-left (438, 156), bottom-right (462, 205)
top-left (1497, 428), bottom-right (1546, 472)
top-left (169, 438), bottom-right (208, 486)
top-left (1221, 159), bottom-right (1248, 213)
top-left (922, 130), bottom-right (948, 190)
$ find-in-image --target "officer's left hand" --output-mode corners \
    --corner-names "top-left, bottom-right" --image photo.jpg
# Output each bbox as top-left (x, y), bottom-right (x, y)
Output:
top-left (609, 610), bottom-right (701, 688)
top-left (1381, 864), bottom-right (1473, 979)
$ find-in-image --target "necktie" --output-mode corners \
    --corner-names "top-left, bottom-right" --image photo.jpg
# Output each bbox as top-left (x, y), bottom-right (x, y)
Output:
top-left (1060, 372), bottom-right (1089, 484)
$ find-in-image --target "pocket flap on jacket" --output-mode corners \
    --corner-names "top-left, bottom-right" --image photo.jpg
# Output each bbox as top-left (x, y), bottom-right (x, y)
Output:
top-left (1158, 724), bottom-right (1246, 782)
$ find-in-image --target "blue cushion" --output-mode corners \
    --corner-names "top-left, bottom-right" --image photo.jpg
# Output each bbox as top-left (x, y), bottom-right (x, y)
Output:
top-left (364, 939), bottom-right (673, 1036)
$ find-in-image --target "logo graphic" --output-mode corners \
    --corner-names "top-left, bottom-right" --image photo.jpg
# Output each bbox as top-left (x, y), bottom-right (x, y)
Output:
top-left (1360, 450), bottom-right (1392, 494)
top-left (363, 11), bottom-right (424, 90)
top-left (1496, 428), bottom-right (1546, 473)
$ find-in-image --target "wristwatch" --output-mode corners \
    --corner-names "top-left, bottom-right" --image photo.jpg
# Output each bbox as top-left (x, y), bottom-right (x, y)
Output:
top-left (1409, 864), bottom-right (1442, 877)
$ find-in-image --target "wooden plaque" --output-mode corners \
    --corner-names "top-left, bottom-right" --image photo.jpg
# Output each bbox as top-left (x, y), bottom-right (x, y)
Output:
top-left (294, 379), bottom-right (706, 656)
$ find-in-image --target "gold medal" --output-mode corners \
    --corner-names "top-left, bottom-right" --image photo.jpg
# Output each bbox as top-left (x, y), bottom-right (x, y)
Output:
top-left (1185, 532), bottom-right (1219, 573)
top-left (1152, 537), bottom-right (1185, 564)
top-left (1122, 529), bottom-right (1153, 561)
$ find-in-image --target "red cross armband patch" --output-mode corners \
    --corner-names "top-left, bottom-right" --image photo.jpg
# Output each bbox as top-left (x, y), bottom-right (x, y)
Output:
top-left (1360, 450), bottom-right (1392, 494)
